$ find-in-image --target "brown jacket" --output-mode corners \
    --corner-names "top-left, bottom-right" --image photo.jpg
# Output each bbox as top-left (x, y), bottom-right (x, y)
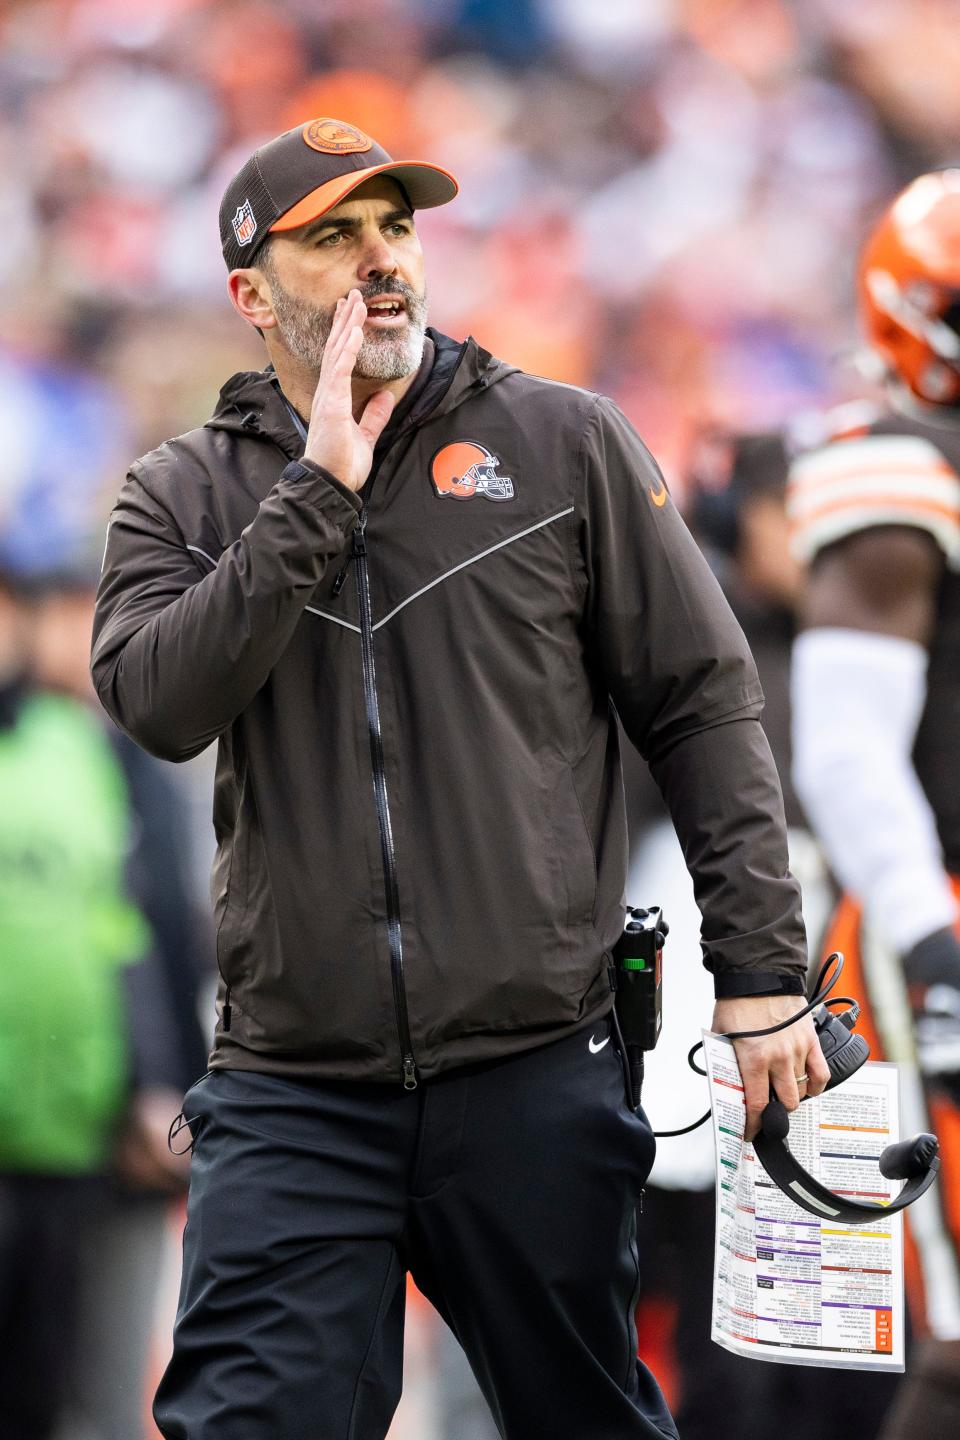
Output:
top-left (92, 331), bottom-right (806, 1084)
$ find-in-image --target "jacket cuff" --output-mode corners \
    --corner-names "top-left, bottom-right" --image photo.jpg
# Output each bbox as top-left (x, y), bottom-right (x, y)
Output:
top-left (281, 459), bottom-right (363, 515)
top-left (713, 970), bottom-right (806, 999)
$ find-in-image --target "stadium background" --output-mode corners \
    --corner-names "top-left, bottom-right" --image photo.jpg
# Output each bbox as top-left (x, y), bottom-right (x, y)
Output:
top-left (2, 1), bottom-right (959, 1436)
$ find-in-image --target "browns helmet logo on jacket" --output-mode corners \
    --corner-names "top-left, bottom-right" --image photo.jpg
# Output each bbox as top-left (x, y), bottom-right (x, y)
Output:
top-left (431, 442), bottom-right (515, 501)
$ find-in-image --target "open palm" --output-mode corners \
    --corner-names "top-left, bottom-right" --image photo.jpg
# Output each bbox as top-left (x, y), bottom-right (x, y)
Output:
top-left (303, 289), bottom-right (396, 492)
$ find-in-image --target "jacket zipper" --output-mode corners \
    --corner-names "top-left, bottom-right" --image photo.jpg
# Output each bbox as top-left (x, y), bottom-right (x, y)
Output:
top-left (352, 512), bottom-right (418, 1090)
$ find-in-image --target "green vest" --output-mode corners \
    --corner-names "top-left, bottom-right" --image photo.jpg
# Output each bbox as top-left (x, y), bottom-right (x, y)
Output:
top-left (0, 693), bottom-right (148, 1172)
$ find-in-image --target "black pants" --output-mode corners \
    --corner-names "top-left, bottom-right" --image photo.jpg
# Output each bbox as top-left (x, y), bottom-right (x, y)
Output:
top-left (154, 1022), bottom-right (677, 1439)
top-left (0, 1173), bottom-right (101, 1440)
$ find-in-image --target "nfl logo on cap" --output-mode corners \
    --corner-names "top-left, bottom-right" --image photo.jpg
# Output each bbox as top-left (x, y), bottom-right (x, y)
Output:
top-left (232, 198), bottom-right (257, 247)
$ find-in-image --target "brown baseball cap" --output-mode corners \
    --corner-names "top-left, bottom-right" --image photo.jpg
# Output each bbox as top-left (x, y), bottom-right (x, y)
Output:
top-left (220, 117), bottom-right (459, 271)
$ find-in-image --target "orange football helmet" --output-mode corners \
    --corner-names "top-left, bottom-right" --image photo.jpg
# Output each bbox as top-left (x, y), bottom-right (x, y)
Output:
top-left (430, 442), bottom-right (514, 501)
top-left (858, 170), bottom-right (960, 405)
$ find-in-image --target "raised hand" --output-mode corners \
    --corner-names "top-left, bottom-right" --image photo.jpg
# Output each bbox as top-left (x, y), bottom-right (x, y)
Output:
top-left (303, 289), bottom-right (396, 492)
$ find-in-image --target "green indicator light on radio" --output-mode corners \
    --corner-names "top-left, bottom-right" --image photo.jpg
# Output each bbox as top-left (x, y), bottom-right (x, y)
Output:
top-left (622, 957), bottom-right (647, 970)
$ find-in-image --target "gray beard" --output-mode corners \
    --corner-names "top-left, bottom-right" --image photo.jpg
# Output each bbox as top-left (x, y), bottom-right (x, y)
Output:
top-left (269, 279), bottom-right (428, 381)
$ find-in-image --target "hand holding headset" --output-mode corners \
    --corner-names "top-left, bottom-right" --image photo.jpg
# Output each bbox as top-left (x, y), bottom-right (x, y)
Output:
top-left (741, 962), bottom-right (940, 1222)
top-left (611, 922), bottom-right (941, 1226)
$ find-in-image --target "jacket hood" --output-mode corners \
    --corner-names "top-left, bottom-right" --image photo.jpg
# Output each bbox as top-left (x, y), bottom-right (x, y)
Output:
top-left (208, 330), bottom-right (518, 458)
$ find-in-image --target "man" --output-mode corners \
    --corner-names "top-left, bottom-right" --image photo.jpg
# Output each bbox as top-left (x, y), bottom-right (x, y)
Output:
top-left (92, 117), bottom-right (827, 1440)
top-left (628, 430), bottom-right (901, 1440)
top-left (0, 562), bottom-right (158, 1440)
top-left (21, 565), bottom-right (200, 1440)
top-left (789, 170), bottom-right (960, 1439)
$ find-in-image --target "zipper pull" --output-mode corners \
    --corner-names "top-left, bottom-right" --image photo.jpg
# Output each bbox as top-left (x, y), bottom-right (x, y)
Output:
top-left (402, 1054), bottom-right (418, 1091)
top-left (331, 514), bottom-right (366, 596)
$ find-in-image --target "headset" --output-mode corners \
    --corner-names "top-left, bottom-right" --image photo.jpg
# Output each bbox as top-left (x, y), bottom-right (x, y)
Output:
top-left (611, 909), bottom-right (941, 1225)
top-left (748, 996), bottom-right (940, 1223)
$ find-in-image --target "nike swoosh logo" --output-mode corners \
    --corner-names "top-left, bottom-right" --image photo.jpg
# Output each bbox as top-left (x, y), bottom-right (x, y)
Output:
top-left (649, 478), bottom-right (668, 508)
top-left (588, 1035), bottom-right (610, 1054)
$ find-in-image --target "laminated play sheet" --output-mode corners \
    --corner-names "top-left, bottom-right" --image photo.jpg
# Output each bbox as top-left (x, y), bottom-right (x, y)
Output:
top-left (703, 1030), bottom-right (905, 1371)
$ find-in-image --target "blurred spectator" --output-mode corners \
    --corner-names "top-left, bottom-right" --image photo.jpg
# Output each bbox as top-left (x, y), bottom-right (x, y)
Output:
top-left (0, 563), bottom-right (162, 1440)
top-left (24, 567), bottom-right (210, 1086)
top-left (16, 566), bottom-right (209, 1440)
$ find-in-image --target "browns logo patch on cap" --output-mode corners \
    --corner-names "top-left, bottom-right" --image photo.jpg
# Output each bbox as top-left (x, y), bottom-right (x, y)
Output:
top-left (302, 119), bottom-right (373, 155)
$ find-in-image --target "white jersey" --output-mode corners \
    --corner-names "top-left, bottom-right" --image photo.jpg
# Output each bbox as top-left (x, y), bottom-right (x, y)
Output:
top-left (788, 425), bottom-right (960, 567)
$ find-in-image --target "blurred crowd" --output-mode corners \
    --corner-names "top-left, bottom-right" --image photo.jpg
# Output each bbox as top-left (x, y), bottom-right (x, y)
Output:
top-left (5, 0), bottom-right (960, 582)
top-left (3, 0), bottom-right (960, 1437)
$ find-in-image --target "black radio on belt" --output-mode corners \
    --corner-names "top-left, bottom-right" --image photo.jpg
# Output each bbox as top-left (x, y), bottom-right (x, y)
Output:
top-left (613, 906), bottom-right (665, 1050)
top-left (611, 906), bottom-right (667, 1109)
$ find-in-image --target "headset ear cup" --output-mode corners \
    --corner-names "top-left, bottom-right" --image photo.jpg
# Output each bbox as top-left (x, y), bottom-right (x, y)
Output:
top-left (879, 1133), bottom-right (939, 1181)
top-left (825, 1032), bottom-right (870, 1088)
top-left (760, 1097), bottom-right (790, 1141)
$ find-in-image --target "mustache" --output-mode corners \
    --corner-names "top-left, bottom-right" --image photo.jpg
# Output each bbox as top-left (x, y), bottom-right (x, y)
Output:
top-left (351, 277), bottom-right (423, 310)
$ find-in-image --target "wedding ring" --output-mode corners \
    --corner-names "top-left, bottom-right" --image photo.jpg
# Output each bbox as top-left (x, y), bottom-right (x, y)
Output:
top-left (795, 1073), bottom-right (808, 1084)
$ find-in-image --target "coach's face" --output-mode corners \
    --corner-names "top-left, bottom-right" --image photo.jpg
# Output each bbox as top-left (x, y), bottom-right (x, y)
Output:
top-left (249, 176), bottom-right (428, 382)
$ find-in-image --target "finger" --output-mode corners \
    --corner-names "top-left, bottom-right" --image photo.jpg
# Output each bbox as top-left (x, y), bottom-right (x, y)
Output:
top-left (357, 388), bottom-right (396, 448)
top-left (339, 290), bottom-right (365, 337)
top-left (336, 291), bottom-right (365, 346)
top-left (334, 303), bottom-right (367, 364)
top-left (804, 1039), bottom-right (832, 1097)
top-left (331, 323), bottom-right (365, 377)
top-left (729, 1040), bottom-right (767, 1140)
top-left (318, 297), bottom-right (349, 378)
top-left (770, 1058), bottom-right (801, 1113)
top-left (324, 304), bottom-right (360, 368)
top-left (331, 289), bottom-right (362, 340)
top-left (320, 294), bottom-right (365, 379)
top-left (740, 1062), bottom-right (773, 1141)
top-left (318, 323), bottom-right (365, 404)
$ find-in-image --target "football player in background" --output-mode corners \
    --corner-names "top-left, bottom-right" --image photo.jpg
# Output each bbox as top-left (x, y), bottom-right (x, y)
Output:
top-left (628, 430), bottom-right (900, 1440)
top-left (790, 171), bottom-right (960, 1437)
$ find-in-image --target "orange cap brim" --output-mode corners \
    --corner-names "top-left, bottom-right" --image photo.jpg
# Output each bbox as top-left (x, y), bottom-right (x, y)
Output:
top-left (269, 161), bottom-right (459, 234)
